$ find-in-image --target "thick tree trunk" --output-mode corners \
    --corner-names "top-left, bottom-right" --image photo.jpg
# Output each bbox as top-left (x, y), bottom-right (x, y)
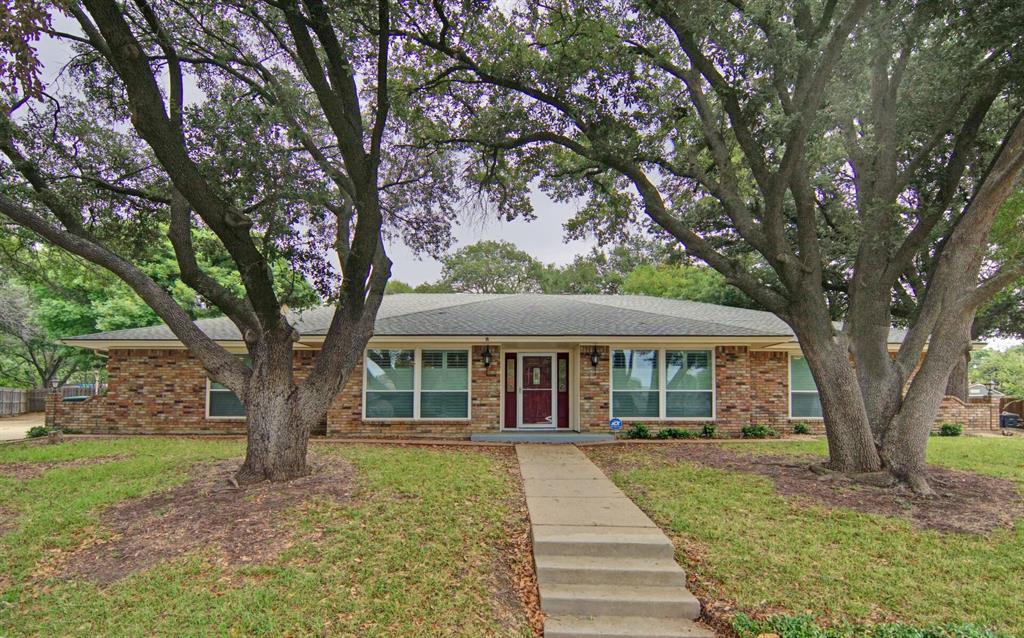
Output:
top-left (234, 328), bottom-right (307, 483)
top-left (880, 315), bottom-right (974, 494)
top-left (236, 380), bottom-right (313, 484)
top-left (789, 307), bottom-right (883, 474)
top-left (229, 307), bottom-right (377, 484)
top-left (810, 347), bottom-right (883, 473)
top-left (944, 347), bottom-right (970, 401)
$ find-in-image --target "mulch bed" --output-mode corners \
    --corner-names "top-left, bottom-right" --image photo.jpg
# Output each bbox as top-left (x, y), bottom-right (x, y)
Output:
top-left (589, 443), bottom-right (1023, 535)
top-left (53, 454), bottom-right (355, 584)
top-left (494, 450), bottom-right (544, 637)
top-left (0, 455), bottom-right (129, 480)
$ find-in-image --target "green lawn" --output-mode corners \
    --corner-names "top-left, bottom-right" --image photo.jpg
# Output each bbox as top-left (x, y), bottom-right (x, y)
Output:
top-left (0, 439), bottom-right (533, 637)
top-left (587, 437), bottom-right (1024, 636)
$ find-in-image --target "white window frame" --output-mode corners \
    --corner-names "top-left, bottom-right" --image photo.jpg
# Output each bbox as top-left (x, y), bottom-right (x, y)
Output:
top-left (788, 353), bottom-right (823, 420)
top-left (608, 347), bottom-right (716, 421)
top-left (362, 346), bottom-right (472, 421)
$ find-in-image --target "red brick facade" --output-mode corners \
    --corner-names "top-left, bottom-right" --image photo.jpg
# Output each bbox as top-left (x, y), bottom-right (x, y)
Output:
top-left (577, 346), bottom-right (610, 433)
top-left (46, 344), bottom-right (999, 437)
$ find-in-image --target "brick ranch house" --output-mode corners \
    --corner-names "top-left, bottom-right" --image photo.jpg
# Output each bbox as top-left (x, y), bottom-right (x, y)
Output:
top-left (47, 294), bottom-right (1001, 437)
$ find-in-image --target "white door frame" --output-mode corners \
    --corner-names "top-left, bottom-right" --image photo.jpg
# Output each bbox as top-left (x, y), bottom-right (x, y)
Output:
top-left (517, 352), bottom-right (557, 428)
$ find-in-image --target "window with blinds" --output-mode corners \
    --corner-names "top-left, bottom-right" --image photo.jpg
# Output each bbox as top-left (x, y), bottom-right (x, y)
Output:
top-left (364, 348), bottom-right (470, 419)
top-left (611, 348), bottom-right (714, 419)
top-left (789, 355), bottom-right (822, 418)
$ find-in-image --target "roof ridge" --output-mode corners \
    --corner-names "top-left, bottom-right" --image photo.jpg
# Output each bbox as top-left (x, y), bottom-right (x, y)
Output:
top-left (374, 293), bottom-right (511, 321)
top-left (566, 295), bottom-right (783, 337)
top-left (571, 294), bottom-right (787, 332)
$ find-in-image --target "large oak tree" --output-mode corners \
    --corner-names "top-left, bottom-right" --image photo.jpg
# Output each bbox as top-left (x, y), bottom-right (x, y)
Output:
top-left (0, 0), bottom-right (464, 482)
top-left (402, 0), bottom-right (1024, 492)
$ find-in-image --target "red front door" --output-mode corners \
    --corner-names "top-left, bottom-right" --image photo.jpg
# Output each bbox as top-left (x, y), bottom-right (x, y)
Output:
top-left (520, 354), bottom-right (554, 426)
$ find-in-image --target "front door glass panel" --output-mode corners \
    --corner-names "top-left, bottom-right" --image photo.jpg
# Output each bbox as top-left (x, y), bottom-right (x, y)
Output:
top-left (521, 355), bottom-right (554, 426)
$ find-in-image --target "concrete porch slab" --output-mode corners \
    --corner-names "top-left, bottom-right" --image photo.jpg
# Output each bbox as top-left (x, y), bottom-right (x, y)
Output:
top-left (471, 432), bottom-right (615, 443)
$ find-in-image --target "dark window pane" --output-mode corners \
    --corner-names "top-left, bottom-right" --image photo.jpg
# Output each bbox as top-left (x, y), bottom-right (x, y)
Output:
top-left (666, 391), bottom-right (713, 418)
top-left (612, 391), bottom-right (659, 418)
top-left (366, 391), bottom-right (414, 418)
top-left (421, 392), bottom-right (469, 418)
top-left (209, 390), bottom-right (245, 417)
top-left (791, 392), bottom-right (823, 418)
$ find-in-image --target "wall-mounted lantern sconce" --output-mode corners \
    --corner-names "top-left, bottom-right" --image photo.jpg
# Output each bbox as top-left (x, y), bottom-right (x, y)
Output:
top-left (590, 346), bottom-right (601, 368)
top-left (482, 343), bottom-right (493, 367)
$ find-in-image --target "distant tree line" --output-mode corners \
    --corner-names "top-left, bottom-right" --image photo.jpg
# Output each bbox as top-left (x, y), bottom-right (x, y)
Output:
top-left (386, 238), bottom-right (760, 309)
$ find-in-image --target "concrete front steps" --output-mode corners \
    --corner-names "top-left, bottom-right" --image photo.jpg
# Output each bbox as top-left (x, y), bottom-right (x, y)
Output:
top-left (545, 614), bottom-right (711, 638)
top-left (517, 445), bottom-right (714, 638)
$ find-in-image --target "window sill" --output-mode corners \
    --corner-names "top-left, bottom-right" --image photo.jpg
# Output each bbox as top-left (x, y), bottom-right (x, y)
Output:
top-left (361, 418), bottom-right (473, 423)
top-left (613, 417), bottom-right (716, 422)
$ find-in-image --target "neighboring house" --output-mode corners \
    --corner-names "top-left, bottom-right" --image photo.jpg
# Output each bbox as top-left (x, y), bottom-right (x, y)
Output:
top-left (47, 294), bottom-right (1001, 436)
top-left (968, 383), bottom-right (1005, 398)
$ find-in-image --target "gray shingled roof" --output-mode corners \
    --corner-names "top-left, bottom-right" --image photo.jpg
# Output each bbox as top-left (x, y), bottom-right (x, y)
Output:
top-left (63, 293), bottom-right (905, 343)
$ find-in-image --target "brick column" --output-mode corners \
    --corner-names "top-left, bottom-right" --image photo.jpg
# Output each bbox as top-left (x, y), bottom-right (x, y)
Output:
top-left (45, 392), bottom-right (59, 428)
top-left (715, 346), bottom-right (752, 435)
top-left (578, 346), bottom-right (610, 432)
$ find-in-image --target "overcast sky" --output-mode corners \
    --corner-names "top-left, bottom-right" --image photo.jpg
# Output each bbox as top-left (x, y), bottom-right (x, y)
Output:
top-left (388, 192), bottom-right (594, 285)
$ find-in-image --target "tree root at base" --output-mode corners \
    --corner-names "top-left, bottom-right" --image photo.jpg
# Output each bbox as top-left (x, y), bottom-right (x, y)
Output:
top-left (807, 462), bottom-right (933, 492)
top-left (233, 464), bottom-right (312, 486)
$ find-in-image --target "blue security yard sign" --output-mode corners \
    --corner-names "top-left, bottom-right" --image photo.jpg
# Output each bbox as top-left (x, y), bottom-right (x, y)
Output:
top-left (609, 417), bottom-right (623, 432)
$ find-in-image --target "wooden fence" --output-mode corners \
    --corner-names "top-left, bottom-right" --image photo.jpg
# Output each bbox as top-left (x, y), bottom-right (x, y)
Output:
top-left (0, 388), bottom-right (30, 416)
top-left (0, 385), bottom-right (107, 416)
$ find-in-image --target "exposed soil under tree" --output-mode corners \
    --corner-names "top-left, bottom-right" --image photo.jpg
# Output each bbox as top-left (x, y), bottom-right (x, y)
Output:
top-left (52, 455), bottom-right (356, 584)
top-left (587, 443), bottom-right (1023, 535)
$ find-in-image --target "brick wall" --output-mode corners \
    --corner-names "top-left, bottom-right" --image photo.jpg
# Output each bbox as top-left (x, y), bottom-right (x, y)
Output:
top-left (751, 350), bottom-right (813, 430)
top-left (578, 346), bottom-right (610, 432)
top-left (714, 346), bottom-right (751, 434)
top-left (325, 345), bottom-right (500, 438)
top-left (936, 395), bottom-right (1000, 432)
top-left (46, 349), bottom-right (251, 434)
top-left (47, 343), bottom-right (994, 438)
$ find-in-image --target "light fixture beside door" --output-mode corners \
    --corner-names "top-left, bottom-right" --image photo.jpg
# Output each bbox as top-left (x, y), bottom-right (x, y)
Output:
top-left (481, 338), bottom-right (493, 367)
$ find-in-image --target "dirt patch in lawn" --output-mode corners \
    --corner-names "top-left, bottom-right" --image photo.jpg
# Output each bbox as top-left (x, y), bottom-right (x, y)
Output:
top-left (588, 443), bottom-right (1023, 534)
top-left (55, 454), bottom-right (355, 584)
top-left (0, 506), bottom-right (15, 536)
top-left (0, 455), bottom-right (128, 480)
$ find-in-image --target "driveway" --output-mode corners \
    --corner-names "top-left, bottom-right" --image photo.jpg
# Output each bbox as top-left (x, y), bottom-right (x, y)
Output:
top-left (0, 412), bottom-right (44, 441)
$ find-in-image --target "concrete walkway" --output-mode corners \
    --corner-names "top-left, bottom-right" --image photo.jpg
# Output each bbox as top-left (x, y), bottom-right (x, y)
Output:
top-left (0, 413), bottom-right (43, 441)
top-left (517, 444), bottom-right (713, 638)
